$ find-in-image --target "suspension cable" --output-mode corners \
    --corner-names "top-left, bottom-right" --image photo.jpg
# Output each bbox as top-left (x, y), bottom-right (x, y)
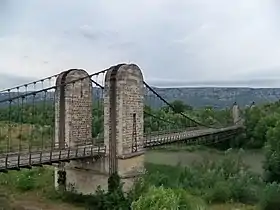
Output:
top-left (143, 81), bottom-right (219, 129)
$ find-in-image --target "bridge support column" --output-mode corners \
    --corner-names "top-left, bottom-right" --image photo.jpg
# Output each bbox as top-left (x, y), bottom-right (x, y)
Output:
top-left (92, 64), bottom-right (145, 192)
top-left (54, 69), bottom-right (95, 194)
top-left (250, 101), bottom-right (256, 109)
top-left (232, 102), bottom-right (241, 125)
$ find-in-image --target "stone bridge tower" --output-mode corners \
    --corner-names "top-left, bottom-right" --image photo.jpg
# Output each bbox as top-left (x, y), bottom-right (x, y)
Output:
top-left (54, 64), bottom-right (145, 194)
top-left (54, 69), bottom-right (93, 192)
top-left (103, 63), bottom-right (145, 190)
top-left (250, 101), bottom-right (256, 109)
top-left (232, 102), bottom-right (242, 125)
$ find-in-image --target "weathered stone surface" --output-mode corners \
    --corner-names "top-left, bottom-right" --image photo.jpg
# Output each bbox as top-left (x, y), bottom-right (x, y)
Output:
top-left (54, 69), bottom-right (94, 192)
top-left (53, 64), bottom-right (146, 194)
top-left (232, 102), bottom-right (240, 124)
top-left (117, 154), bottom-right (145, 178)
top-left (55, 69), bottom-right (93, 147)
top-left (104, 64), bottom-right (144, 157)
top-left (104, 64), bottom-right (145, 177)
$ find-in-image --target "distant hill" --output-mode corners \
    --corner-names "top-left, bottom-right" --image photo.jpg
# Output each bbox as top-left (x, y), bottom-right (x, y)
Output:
top-left (151, 87), bottom-right (280, 109)
top-left (0, 87), bottom-right (280, 109)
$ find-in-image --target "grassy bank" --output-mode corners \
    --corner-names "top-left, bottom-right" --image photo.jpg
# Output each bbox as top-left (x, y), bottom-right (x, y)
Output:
top-left (0, 167), bottom-right (83, 209)
top-left (1, 147), bottom-right (279, 209)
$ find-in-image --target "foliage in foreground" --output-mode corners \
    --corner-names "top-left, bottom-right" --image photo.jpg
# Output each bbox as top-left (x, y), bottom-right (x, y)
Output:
top-left (131, 186), bottom-right (207, 210)
top-left (240, 101), bottom-right (280, 184)
top-left (144, 151), bottom-right (262, 205)
top-left (1, 150), bottom-right (280, 210)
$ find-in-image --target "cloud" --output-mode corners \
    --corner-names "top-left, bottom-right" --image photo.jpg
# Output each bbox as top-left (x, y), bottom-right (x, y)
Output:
top-left (0, 73), bottom-right (35, 90)
top-left (1, 0), bottom-right (280, 88)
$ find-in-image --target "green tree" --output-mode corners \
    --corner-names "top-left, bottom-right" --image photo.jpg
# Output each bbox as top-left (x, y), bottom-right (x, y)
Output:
top-left (168, 100), bottom-right (193, 113)
top-left (263, 121), bottom-right (280, 183)
top-left (131, 186), bottom-right (177, 209)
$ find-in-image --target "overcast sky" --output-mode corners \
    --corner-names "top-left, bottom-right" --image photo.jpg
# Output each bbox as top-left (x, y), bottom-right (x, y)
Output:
top-left (1, 0), bottom-right (280, 88)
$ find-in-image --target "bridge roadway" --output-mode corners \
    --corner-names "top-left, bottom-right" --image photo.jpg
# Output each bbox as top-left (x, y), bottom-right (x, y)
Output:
top-left (0, 125), bottom-right (242, 171)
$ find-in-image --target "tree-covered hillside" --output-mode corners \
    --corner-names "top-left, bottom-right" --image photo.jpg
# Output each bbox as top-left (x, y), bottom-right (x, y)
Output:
top-left (151, 87), bottom-right (280, 108)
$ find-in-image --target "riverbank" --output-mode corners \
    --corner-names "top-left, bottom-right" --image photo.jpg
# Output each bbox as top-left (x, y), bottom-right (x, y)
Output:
top-left (0, 146), bottom-right (266, 209)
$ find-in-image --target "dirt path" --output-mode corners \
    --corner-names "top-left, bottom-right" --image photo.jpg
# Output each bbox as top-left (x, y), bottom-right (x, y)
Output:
top-left (210, 203), bottom-right (256, 210)
top-left (8, 192), bottom-right (83, 210)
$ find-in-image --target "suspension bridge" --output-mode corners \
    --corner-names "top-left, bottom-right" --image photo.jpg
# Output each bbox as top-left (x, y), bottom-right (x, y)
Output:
top-left (0, 63), bottom-right (244, 194)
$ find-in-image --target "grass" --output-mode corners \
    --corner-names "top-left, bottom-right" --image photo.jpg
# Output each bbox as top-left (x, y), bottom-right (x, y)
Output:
top-left (5, 192), bottom-right (83, 210)
top-left (0, 143), bottom-right (265, 208)
top-left (142, 162), bottom-right (261, 209)
top-left (0, 121), bottom-right (53, 153)
top-left (209, 203), bottom-right (256, 210)
top-left (143, 147), bottom-right (268, 209)
top-left (0, 167), bottom-right (83, 210)
top-left (0, 146), bottom-right (265, 209)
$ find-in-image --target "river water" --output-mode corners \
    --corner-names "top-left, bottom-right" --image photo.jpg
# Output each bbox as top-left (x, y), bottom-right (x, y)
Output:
top-left (145, 149), bottom-right (265, 174)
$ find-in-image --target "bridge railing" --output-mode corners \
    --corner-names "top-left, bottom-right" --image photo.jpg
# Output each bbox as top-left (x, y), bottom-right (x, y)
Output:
top-left (0, 76), bottom-right (57, 154)
top-left (0, 63), bottom-right (242, 167)
top-left (0, 68), bottom-right (110, 157)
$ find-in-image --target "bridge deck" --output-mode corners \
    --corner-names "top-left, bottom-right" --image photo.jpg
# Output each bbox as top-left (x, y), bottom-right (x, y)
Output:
top-left (0, 146), bottom-right (106, 172)
top-left (144, 125), bottom-right (242, 147)
top-left (0, 125), bottom-right (242, 171)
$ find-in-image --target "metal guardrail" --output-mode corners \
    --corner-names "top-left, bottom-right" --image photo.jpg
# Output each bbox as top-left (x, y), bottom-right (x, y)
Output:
top-left (0, 125), bottom-right (243, 172)
top-left (0, 145), bottom-right (106, 172)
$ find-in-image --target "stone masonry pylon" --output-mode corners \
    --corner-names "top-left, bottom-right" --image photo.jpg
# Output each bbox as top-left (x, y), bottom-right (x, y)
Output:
top-left (53, 64), bottom-right (145, 194)
top-left (232, 102), bottom-right (241, 125)
top-left (103, 63), bottom-right (145, 191)
top-left (54, 69), bottom-right (94, 193)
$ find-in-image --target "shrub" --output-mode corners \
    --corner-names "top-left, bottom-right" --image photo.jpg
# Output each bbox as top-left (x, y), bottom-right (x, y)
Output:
top-left (131, 186), bottom-right (207, 210)
top-left (228, 175), bottom-right (261, 204)
top-left (127, 176), bottom-right (150, 204)
top-left (15, 170), bottom-right (37, 191)
top-left (131, 186), bottom-right (180, 210)
top-left (205, 181), bottom-right (232, 203)
top-left (259, 182), bottom-right (280, 210)
top-left (145, 150), bottom-right (263, 205)
top-left (263, 122), bottom-right (280, 183)
top-left (173, 188), bottom-right (207, 210)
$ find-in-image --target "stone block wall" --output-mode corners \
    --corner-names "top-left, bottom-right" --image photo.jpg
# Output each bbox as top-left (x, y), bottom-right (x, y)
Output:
top-left (232, 102), bottom-right (240, 125)
top-left (104, 64), bottom-right (144, 155)
top-left (55, 69), bottom-right (92, 148)
top-left (54, 64), bottom-right (146, 193)
top-left (54, 69), bottom-right (94, 192)
top-left (104, 64), bottom-right (145, 177)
